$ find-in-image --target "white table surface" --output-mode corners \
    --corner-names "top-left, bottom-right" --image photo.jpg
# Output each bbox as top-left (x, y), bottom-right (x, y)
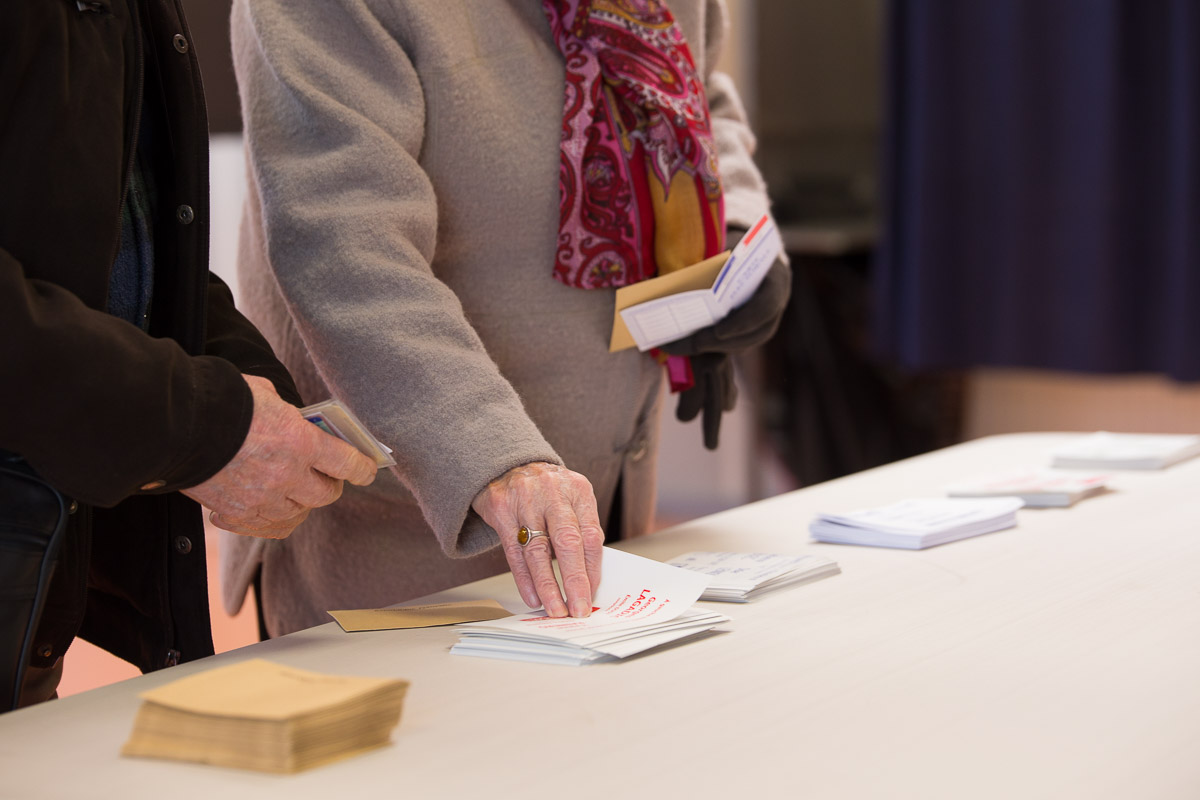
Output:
top-left (3, 433), bottom-right (1198, 800)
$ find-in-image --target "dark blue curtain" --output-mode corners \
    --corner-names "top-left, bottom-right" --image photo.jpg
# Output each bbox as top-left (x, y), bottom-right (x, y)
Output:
top-left (876, 0), bottom-right (1200, 380)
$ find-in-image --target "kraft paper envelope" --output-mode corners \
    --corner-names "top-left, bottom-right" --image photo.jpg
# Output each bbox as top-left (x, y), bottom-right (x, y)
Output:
top-left (609, 250), bottom-right (730, 352)
top-left (132, 659), bottom-right (407, 721)
top-left (328, 599), bottom-right (512, 632)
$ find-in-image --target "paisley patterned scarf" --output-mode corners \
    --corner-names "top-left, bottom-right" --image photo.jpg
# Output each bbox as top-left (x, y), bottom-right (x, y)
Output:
top-left (542, 0), bottom-right (725, 291)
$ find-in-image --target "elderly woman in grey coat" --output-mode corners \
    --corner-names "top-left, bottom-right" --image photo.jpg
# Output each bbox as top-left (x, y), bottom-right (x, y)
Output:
top-left (222, 0), bottom-right (787, 636)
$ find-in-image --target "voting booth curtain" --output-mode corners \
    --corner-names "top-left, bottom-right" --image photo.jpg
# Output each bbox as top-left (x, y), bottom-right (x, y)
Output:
top-left (875, 0), bottom-right (1200, 381)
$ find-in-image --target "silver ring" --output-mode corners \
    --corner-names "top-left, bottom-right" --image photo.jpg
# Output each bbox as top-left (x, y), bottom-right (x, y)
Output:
top-left (518, 526), bottom-right (548, 547)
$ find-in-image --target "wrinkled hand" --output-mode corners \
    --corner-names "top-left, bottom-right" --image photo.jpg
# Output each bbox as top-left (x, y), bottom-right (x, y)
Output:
top-left (183, 375), bottom-right (378, 538)
top-left (471, 461), bottom-right (604, 618)
top-left (661, 253), bottom-right (791, 450)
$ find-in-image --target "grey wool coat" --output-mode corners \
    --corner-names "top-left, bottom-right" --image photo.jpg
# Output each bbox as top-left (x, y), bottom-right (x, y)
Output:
top-left (223, 0), bottom-right (773, 635)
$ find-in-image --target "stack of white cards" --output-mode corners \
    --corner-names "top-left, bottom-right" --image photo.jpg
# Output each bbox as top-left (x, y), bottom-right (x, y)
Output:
top-left (1050, 431), bottom-right (1200, 470)
top-left (300, 399), bottom-right (395, 467)
top-left (946, 469), bottom-right (1109, 508)
top-left (451, 548), bottom-right (728, 666)
top-left (809, 497), bottom-right (1023, 550)
top-left (666, 552), bottom-right (840, 602)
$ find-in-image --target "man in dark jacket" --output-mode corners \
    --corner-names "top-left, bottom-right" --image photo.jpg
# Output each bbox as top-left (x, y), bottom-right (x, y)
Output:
top-left (0, 0), bottom-right (378, 708)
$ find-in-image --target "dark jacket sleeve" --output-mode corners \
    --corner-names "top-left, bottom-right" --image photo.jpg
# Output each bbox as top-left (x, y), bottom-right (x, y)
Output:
top-left (203, 272), bottom-right (303, 407)
top-left (0, 248), bottom-right (254, 508)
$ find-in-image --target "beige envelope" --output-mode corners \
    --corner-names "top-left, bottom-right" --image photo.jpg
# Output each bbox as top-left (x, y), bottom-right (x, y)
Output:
top-left (609, 250), bottom-right (731, 352)
top-left (327, 599), bottom-right (512, 632)
top-left (130, 658), bottom-right (407, 721)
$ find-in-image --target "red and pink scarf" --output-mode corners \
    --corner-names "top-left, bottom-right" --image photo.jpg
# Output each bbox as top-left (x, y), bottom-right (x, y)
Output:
top-left (542, 0), bottom-right (725, 389)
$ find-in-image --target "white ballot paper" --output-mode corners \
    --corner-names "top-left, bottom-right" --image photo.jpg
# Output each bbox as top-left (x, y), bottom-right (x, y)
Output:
top-left (667, 551), bottom-right (841, 602)
top-left (946, 468), bottom-right (1109, 508)
top-left (1050, 431), bottom-right (1200, 470)
top-left (451, 547), bottom-right (729, 665)
top-left (301, 399), bottom-right (396, 468)
top-left (618, 214), bottom-right (783, 352)
top-left (809, 497), bottom-right (1023, 550)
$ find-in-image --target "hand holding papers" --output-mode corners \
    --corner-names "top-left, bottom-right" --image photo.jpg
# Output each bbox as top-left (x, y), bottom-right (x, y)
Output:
top-left (810, 497), bottom-right (1023, 550)
top-left (1050, 431), bottom-right (1200, 470)
top-left (667, 551), bottom-right (841, 602)
top-left (610, 213), bottom-right (784, 352)
top-left (451, 547), bottom-right (729, 665)
top-left (301, 398), bottom-right (396, 468)
top-left (121, 659), bottom-right (408, 773)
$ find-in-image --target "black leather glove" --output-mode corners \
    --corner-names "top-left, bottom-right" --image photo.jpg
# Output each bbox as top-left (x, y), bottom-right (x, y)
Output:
top-left (674, 352), bottom-right (738, 450)
top-left (662, 254), bottom-right (792, 357)
top-left (661, 246), bottom-right (791, 450)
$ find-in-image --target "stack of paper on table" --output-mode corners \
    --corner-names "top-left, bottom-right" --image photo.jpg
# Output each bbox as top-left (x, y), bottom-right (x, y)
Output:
top-left (666, 551), bottom-right (841, 602)
top-left (809, 497), bottom-right (1023, 550)
top-left (1050, 431), bottom-right (1200, 470)
top-left (451, 548), bottom-right (729, 665)
top-left (946, 469), bottom-right (1109, 508)
top-left (121, 659), bottom-right (409, 773)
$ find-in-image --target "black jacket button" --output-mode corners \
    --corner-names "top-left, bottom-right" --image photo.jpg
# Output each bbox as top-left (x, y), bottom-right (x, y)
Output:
top-left (173, 34), bottom-right (189, 53)
top-left (174, 535), bottom-right (193, 555)
top-left (176, 204), bottom-right (195, 224)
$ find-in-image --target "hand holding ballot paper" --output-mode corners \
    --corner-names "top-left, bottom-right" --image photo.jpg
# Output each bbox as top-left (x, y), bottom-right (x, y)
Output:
top-left (301, 399), bottom-right (396, 468)
top-left (182, 377), bottom-right (379, 540)
top-left (610, 214), bottom-right (786, 353)
top-left (452, 547), bottom-right (729, 665)
top-left (610, 214), bottom-right (790, 450)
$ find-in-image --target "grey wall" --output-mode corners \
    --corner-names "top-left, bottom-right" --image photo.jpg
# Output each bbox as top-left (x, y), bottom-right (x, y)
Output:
top-left (754, 0), bottom-right (883, 219)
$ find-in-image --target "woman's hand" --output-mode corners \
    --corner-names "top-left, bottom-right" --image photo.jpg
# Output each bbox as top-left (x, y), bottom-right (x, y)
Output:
top-left (471, 462), bottom-right (604, 618)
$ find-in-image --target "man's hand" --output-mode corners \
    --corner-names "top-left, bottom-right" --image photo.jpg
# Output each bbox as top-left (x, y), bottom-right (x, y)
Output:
top-left (183, 375), bottom-right (378, 538)
top-left (471, 461), bottom-right (604, 618)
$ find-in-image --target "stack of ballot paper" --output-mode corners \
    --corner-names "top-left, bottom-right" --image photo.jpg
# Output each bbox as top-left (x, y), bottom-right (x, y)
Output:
top-left (451, 548), bottom-right (729, 665)
top-left (946, 469), bottom-right (1109, 508)
top-left (121, 659), bottom-right (409, 774)
top-left (1050, 431), bottom-right (1200, 470)
top-left (301, 398), bottom-right (396, 468)
top-left (666, 551), bottom-right (841, 602)
top-left (809, 497), bottom-right (1023, 550)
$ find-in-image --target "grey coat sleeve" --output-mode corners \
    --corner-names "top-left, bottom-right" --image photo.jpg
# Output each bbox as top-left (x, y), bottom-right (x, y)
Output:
top-left (232, 0), bottom-right (561, 557)
top-left (702, 0), bottom-right (774, 230)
